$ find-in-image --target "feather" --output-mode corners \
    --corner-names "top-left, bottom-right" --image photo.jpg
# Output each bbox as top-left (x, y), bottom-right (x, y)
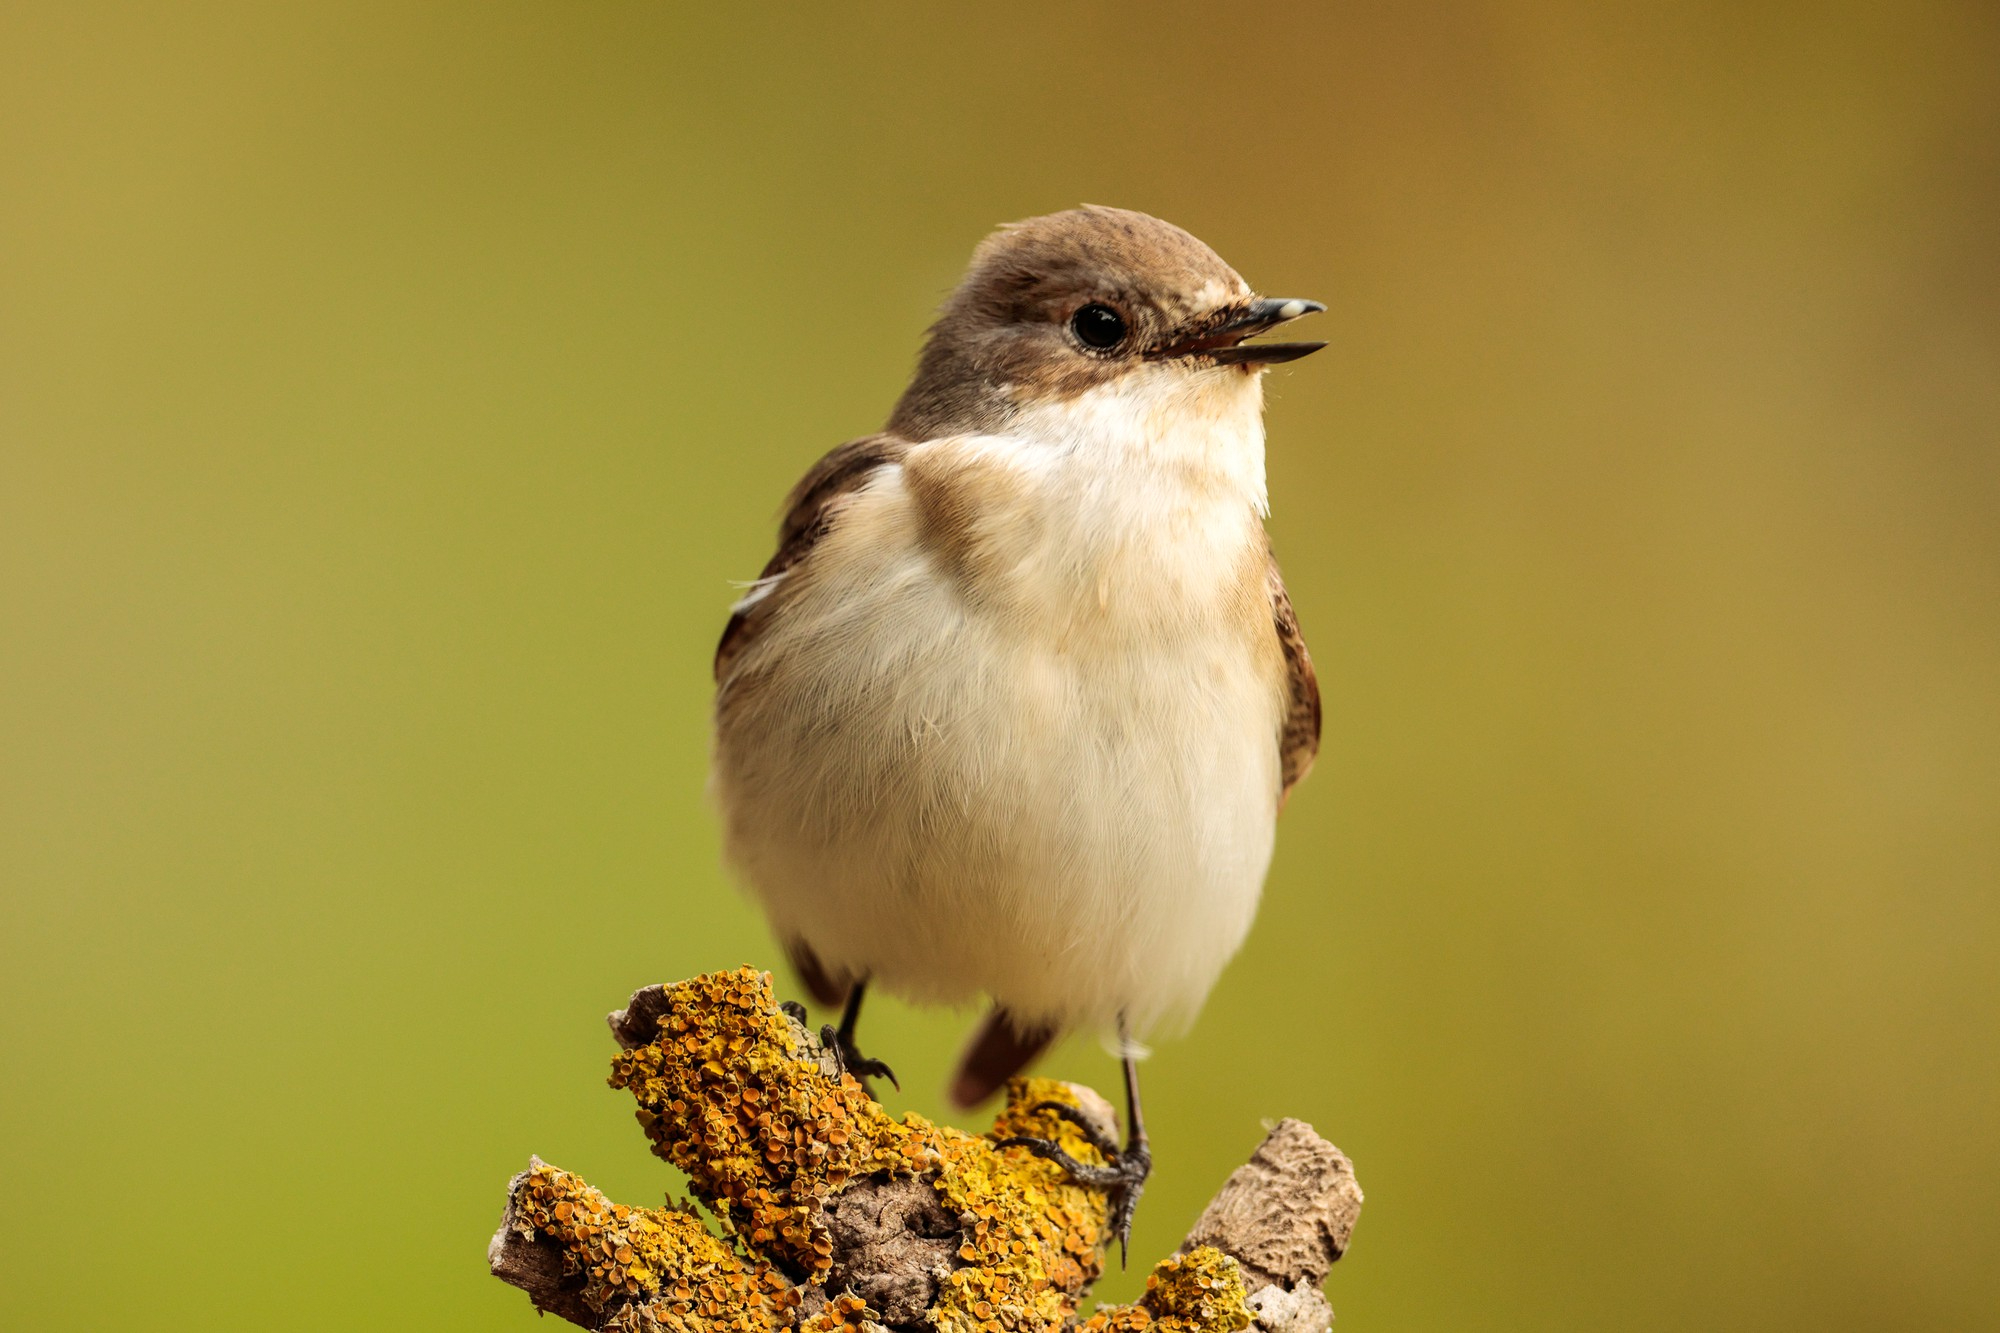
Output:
top-left (950, 1007), bottom-right (1058, 1109)
top-left (1268, 553), bottom-right (1321, 802)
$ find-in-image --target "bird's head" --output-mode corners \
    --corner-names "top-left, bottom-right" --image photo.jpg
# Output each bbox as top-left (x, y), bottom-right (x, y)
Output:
top-left (887, 205), bottom-right (1324, 441)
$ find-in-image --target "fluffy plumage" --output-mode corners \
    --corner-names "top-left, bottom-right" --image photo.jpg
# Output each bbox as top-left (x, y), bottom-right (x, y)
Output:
top-left (711, 207), bottom-right (1319, 1105)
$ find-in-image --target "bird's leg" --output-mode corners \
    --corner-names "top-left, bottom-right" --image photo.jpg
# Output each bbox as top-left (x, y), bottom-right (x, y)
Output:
top-left (820, 979), bottom-right (899, 1092)
top-left (995, 1017), bottom-right (1152, 1265)
top-left (1108, 1035), bottom-right (1153, 1255)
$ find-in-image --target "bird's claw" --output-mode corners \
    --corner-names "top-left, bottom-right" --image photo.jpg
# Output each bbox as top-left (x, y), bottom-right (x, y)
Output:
top-left (992, 1134), bottom-right (1121, 1186)
top-left (996, 1120), bottom-right (1152, 1266)
top-left (1024, 1099), bottom-right (1122, 1158)
top-left (820, 1022), bottom-right (900, 1092)
top-left (1101, 1140), bottom-right (1151, 1265)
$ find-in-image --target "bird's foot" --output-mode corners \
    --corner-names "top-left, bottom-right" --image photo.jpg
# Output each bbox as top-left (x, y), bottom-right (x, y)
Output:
top-left (996, 1102), bottom-right (1152, 1265)
top-left (820, 1023), bottom-right (900, 1092)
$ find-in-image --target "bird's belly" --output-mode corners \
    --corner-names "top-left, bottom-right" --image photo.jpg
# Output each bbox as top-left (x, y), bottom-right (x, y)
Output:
top-left (714, 565), bottom-right (1282, 1035)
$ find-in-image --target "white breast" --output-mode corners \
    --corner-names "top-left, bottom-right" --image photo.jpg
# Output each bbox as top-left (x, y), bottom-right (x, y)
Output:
top-left (712, 373), bottom-right (1287, 1036)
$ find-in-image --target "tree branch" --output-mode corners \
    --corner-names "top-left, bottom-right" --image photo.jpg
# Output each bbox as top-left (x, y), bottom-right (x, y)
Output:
top-left (488, 968), bottom-right (1362, 1331)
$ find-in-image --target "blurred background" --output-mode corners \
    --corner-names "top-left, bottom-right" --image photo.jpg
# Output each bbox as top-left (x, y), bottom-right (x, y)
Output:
top-left (4, 3), bottom-right (1996, 1328)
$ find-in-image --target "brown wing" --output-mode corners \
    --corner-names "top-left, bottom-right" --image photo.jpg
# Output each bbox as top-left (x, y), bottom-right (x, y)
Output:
top-left (714, 434), bottom-right (911, 680)
top-left (1269, 555), bottom-right (1321, 802)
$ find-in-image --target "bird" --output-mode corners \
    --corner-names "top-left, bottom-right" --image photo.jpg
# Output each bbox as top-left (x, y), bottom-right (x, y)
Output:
top-left (710, 205), bottom-right (1322, 1252)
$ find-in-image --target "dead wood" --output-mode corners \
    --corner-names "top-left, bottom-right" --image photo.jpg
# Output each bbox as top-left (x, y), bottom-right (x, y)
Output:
top-left (488, 968), bottom-right (1361, 1332)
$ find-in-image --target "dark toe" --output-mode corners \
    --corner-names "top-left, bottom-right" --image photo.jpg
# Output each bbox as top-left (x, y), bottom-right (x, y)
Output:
top-left (821, 1023), bottom-right (900, 1092)
top-left (996, 1134), bottom-right (1152, 1266)
top-left (1026, 1100), bottom-right (1122, 1158)
top-left (1105, 1143), bottom-right (1152, 1267)
top-left (846, 1054), bottom-right (900, 1091)
top-left (993, 1135), bottom-right (1123, 1188)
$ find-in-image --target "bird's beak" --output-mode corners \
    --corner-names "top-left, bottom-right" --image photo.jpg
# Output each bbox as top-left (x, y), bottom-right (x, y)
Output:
top-left (1155, 297), bottom-right (1327, 366)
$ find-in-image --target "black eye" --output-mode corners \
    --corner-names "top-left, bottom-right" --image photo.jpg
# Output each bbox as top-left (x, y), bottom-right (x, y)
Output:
top-left (1070, 303), bottom-right (1127, 350)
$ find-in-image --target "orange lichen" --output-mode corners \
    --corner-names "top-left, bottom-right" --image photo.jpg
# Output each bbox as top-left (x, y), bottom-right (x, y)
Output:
top-left (796, 1292), bottom-right (876, 1333)
top-left (926, 1080), bottom-right (1111, 1333)
top-left (510, 968), bottom-right (1164, 1331)
top-left (607, 966), bottom-right (936, 1279)
top-left (1081, 1247), bottom-right (1253, 1333)
top-left (602, 969), bottom-right (1120, 1330)
top-left (506, 1161), bottom-right (800, 1332)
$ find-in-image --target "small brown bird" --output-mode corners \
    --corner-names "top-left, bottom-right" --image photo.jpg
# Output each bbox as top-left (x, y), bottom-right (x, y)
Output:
top-left (711, 206), bottom-right (1322, 1248)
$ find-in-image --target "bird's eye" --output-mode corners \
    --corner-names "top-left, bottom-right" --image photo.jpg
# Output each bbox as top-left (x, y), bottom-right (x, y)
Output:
top-left (1070, 303), bottom-right (1128, 350)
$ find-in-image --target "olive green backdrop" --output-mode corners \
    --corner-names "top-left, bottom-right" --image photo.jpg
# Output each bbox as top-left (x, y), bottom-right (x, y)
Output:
top-left (4, 4), bottom-right (1996, 1329)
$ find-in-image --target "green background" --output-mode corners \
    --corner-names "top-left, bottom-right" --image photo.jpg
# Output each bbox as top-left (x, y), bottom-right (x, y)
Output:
top-left (4, 4), bottom-right (1996, 1328)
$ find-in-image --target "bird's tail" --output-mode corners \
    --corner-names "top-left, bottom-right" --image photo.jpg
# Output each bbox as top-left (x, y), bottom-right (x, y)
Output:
top-left (949, 1006), bottom-right (1057, 1109)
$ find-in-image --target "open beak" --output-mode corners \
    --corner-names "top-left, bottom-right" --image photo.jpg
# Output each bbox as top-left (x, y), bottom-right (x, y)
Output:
top-left (1155, 297), bottom-right (1327, 366)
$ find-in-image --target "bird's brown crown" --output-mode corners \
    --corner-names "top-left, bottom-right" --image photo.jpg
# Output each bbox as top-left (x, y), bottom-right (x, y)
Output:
top-left (888, 206), bottom-right (1257, 439)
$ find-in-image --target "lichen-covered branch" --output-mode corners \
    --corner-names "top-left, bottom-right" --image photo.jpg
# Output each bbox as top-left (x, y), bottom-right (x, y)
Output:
top-left (489, 967), bottom-right (1361, 1332)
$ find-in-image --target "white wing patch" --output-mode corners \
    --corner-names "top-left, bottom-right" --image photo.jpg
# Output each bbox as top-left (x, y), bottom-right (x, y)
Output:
top-left (728, 573), bottom-right (786, 614)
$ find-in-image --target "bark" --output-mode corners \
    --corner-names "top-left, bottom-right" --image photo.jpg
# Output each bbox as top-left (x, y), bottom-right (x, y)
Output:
top-left (488, 969), bottom-right (1361, 1332)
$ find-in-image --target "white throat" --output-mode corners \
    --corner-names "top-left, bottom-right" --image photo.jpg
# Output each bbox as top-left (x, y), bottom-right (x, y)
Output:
top-left (1003, 366), bottom-right (1270, 516)
top-left (887, 367), bottom-right (1271, 640)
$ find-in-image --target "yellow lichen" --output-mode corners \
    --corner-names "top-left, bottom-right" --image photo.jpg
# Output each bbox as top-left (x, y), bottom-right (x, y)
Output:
top-left (928, 1079), bottom-right (1111, 1333)
top-left (605, 968), bottom-right (1115, 1330)
top-left (796, 1291), bottom-right (876, 1333)
top-left (508, 1160), bottom-right (800, 1331)
top-left (607, 966), bottom-right (931, 1279)
top-left (1082, 1247), bottom-right (1253, 1333)
top-left (496, 968), bottom-right (1244, 1331)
